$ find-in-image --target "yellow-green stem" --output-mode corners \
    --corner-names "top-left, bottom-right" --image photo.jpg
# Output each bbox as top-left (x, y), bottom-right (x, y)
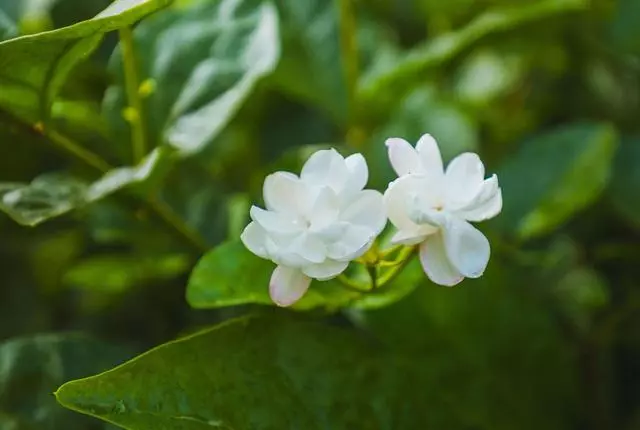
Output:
top-left (119, 27), bottom-right (146, 163)
top-left (47, 129), bottom-right (112, 173)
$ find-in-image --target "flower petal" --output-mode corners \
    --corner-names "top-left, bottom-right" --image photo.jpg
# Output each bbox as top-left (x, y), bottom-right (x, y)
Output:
top-left (385, 137), bottom-right (422, 176)
top-left (240, 222), bottom-right (269, 259)
top-left (326, 225), bottom-right (374, 261)
top-left (441, 217), bottom-right (490, 278)
top-left (415, 134), bottom-right (444, 178)
top-left (344, 153), bottom-right (368, 194)
top-left (383, 175), bottom-right (424, 231)
top-left (300, 148), bottom-right (348, 191)
top-left (269, 265), bottom-right (311, 307)
top-left (455, 175), bottom-right (502, 222)
top-left (302, 259), bottom-right (349, 280)
top-left (250, 206), bottom-right (300, 233)
top-left (307, 186), bottom-right (340, 229)
top-left (263, 172), bottom-right (302, 214)
top-left (419, 234), bottom-right (464, 286)
top-left (341, 190), bottom-right (386, 234)
top-left (444, 152), bottom-right (485, 210)
top-left (390, 228), bottom-right (430, 246)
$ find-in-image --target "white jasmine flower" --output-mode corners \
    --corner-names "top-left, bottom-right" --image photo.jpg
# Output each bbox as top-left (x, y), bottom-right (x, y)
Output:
top-left (241, 149), bottom-right (386, 307)
top-left (384, 134), bottom-right (502, 286)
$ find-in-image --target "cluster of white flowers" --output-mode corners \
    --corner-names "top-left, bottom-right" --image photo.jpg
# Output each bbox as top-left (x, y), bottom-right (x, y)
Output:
top-left (241, 134), bottom-right (502, 306)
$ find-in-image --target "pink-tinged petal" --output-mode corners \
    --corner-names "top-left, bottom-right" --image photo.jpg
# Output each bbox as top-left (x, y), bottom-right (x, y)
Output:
top-left (263, 172), bottom-right (302, 214)
top-left (326, 225), bottom-right (374, 261)
top-left (269, 266), bottom-right (312, 307)
top-left (240, 222), bottom-right (269, 258)
top-left (390, 228), bottom-right (430, 246)
top-left (385, 138), bottom-right (422, 176)
top-left (455, 175), bottom-right (502, 222)
top-left (341, 190), bottom-right (386, 234)
top-left (415, 134), bottom-right (444, 178)
top-left (441, 217), bottom-right (490, 278)
top-left (344, 153), bottom-right (368, 193)
top-left (419, 234), bottom-right (464, 286)
top-left (249, 206), bottom-right (301, 233)
top-left (444, 152), bottom-right (485, 210)
top-left (300, 148), bottom-right (348, 191)
top-left (302, 259), bottom-right (349, 281)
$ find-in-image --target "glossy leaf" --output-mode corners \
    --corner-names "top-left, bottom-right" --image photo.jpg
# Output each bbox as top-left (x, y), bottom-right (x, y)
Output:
top-left (104, 0), bottom-right (280, 155)
top-left (360, 0), bottom-right (588, 100)
top-left (0, 333), bottom-right (129, 430)
top-left (186, 240), bottom-right (422, 311)
top-left (609, 137), bottom-right (640, 228)
top-left (0, 0), bottom-right (170, 122)
top-left (0, 147), bottom-right (169, 226)
top-left (56, 314), bottom-right (450, 429)
top-left (495, 122), bottom-right (617, 240)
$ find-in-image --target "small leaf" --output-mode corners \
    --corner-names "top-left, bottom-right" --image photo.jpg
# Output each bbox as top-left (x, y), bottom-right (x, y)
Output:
top-left (0, 333), bottom-right (130, 430)
top-left (495, 122), bottom-right (618, 240)
top-left (56, 314), bottom-right (446, 429)
top-left (360, 0), bottom-right (588, 100)
top-left (104, 0), bottom-right (280, 155)
top-left (0, 0), bottom-right (171, 122)
top-left (0, 147), bottom-right (170, 226)
top-left (186, 240), bottom-right (421, 311)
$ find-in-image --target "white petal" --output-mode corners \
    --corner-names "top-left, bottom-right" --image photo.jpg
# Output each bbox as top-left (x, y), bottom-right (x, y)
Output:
top-left (455, 175), bottom-right (502, 222)
top-left (344, 153), bottom-right (368, 193)
top-left (300, 148), bottom-right (348, 191)
top-left (240, 222), bottom-right (269, 259)
top-left (390, 228), bottom-right (430, 246)
top-left (419, 234), bottom-right (464, 286)
top-left (263, 172), bottom-right (302, 214)
top-left (340, 190), bottom-right (386, 234)
top-left (383, 175), bottom-right (424, 231)
top-left (307, 186), bottom-right (340, 229)
top-left (385, 138), bottom-right (422, 176)
top-left (269, 266), bottom-right (311, 307)
top-left (326, 225), bottom-right (374, 261)
top-left (249, 206), bottom-right (300, 233)
top-left (444, 153), bottom-right (485, 210)
top-left (290, 232), bottom-right (327, 264)
top-left (415, 134), bottom-right (444, 178)
top-left (302, 259), bottom-right (349, 281)
top-left (441, 217), bottom-right (490, 278)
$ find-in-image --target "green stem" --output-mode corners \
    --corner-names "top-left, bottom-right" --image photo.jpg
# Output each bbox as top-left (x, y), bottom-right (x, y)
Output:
top-left (119, 26), bottom-right (146, 163)
top-left (378, 245), bottom-right (417, 287)
top-left (47, 129), bottom-right (112, 173)
top-left (337, 0), bottom-right (360, 127)
top-left (147, 196), bottom-right (209, 252)
top-left (337, 274), bottom-right (371, 293)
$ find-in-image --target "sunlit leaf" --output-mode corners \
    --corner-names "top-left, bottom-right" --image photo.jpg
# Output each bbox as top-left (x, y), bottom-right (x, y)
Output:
top-left (0, 0), bottom-right (171, 122)
top-left (104, 0), bottom-right (280, 155)
top-left (0, 147), bottom-right (169, 226)
top-left (495, 122), bottom-right (618, 240)
top-left (56, 314), bottom-right (452, 429)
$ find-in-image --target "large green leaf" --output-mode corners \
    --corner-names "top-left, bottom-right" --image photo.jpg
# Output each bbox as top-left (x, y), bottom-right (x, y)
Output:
top-left (0, 147), bottom-right (169, 226)
top-left (0, 333), bottom-right (129, 430)
top-left (609, 137), bottom-right (640, 229)
top-left (359, 0), bottom-right (588, 101)
top-left (186, 240), bottom-right (422, 311)
top-left (0, 0), bottom-right (170, 123)
top-left (104, 0), bottom-right (280, 155)
top-left (494, 122), bottom-right (617, 240)
top-left (56, 313), bottom-right (458, 429)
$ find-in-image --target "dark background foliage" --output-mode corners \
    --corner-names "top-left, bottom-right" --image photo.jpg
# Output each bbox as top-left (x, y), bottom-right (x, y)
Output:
top-left (0, 0), bottom-right (639, 428)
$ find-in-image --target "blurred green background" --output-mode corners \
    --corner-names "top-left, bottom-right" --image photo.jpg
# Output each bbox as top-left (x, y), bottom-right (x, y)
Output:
top-left (0, 0), bottom-right (639, 428)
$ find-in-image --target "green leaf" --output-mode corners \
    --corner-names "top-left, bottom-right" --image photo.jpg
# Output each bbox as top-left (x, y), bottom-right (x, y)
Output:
top-left (0, 333), bottom-right (130, 430)
top-left (609, 137), bottom-right (640, 228)
top-left (186, 240), bottom-right (422, 311)
top-left (0, 0), bottom-right (171, 122)
top-left (494, 122), bottom-right (618, 240)
top-left (104, 0), bottom-right (280, 155)
top-left (64, 253), bottom-right (191, 293)
top-left (0, 147), bottom-right (169, 226)
top-left (608, 0), bottom-right (640, 56)
top-left (359, 0), bottom-right (588, 101)
top-left (56, 313), bottom-right (453, 429)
